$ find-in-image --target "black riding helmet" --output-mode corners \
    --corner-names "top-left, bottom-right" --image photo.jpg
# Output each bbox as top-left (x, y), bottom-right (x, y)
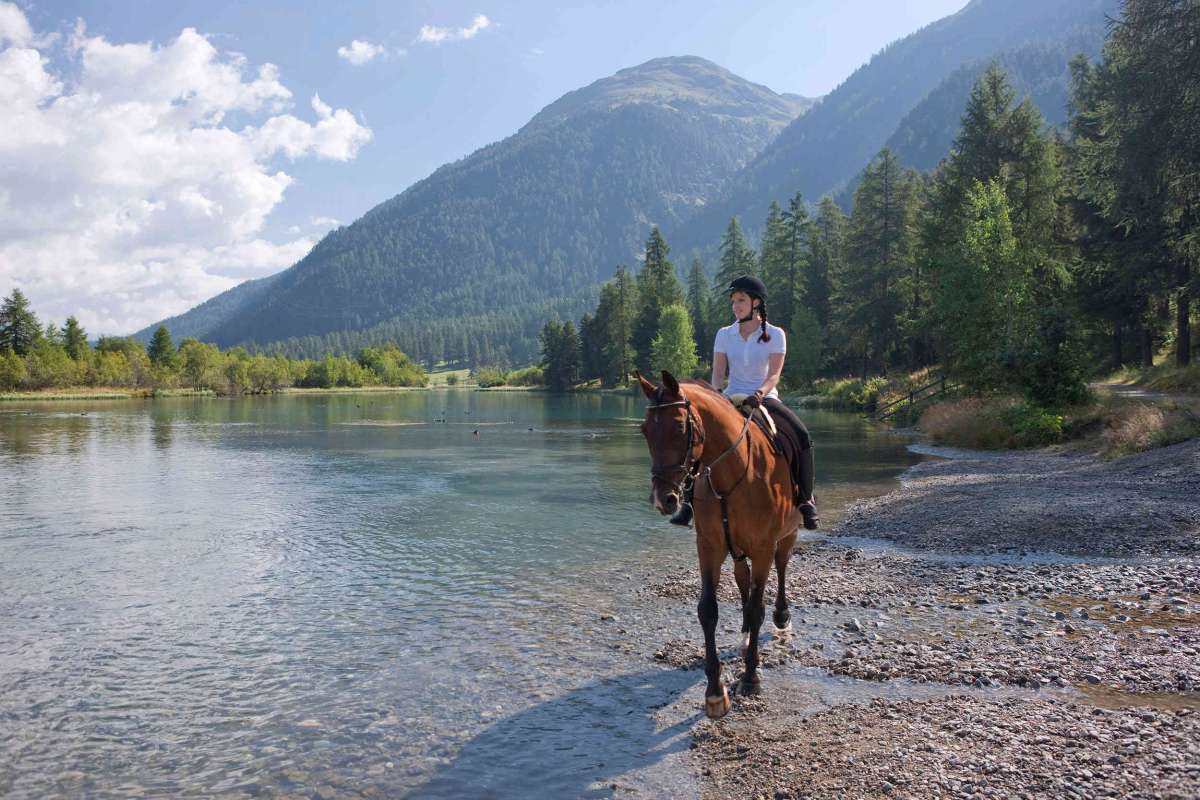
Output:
top-left (727, 275), bottom-right (767, 301)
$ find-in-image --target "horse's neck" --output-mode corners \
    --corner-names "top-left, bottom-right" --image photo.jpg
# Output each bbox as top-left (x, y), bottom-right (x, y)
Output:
top-left (693, 395), bottom-right (748, 462)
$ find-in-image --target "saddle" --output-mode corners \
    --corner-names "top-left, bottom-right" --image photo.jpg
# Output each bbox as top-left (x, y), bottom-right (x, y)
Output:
top-left (727, 393), bottom-right (780, 453)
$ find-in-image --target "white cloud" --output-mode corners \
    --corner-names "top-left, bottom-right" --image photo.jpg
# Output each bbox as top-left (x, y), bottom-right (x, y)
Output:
top-left (417, 14), bottom-right (491, 45)
top-left (310, 216), bottom-right (341, 227)
top-left (0, 3), bottom-right (372, 335)
top-left (337, 39), bottom-right (385, 65)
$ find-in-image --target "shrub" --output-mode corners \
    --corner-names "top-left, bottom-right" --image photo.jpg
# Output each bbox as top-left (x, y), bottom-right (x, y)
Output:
top-left (507, 365), bottom-right (544, 386)
top-left (446, 373), bottom-right (459, 386)
top-left (1102, 402), bottom-right (1200, 457)
top-left (473, 366), bottom-right (508, 388)
top-left (1000, 401), bottom-right (1064, 447)
top-left (919, 399), bottom-right (1010, 449)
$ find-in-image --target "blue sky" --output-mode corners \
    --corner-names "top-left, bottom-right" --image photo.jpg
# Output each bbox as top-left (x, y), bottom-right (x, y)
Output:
top-left (3, 1), bottom-right (967, 333)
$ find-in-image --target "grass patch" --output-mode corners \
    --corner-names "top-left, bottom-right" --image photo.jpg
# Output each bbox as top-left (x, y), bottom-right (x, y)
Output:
top-left (427, 368), bottom-right (471, 387)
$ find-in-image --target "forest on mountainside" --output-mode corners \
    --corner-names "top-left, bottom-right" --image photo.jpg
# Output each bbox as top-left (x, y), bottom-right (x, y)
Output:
top-left (537, 0), bottom-right (1197, 411)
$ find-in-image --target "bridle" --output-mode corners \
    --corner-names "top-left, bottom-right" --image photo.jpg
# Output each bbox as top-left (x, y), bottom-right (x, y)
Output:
top-left (645, 390), bottom-right (754, 560)
top-left (645, 398), bottom-right (704, 495)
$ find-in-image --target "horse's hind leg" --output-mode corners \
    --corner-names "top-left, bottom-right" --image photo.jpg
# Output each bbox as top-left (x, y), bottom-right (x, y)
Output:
top-left (734, 558), bottom-right (753, 656)
top-left (773, 531), bottom-right (797, 633)
top-left (698, 546), bottom-right (729, 719)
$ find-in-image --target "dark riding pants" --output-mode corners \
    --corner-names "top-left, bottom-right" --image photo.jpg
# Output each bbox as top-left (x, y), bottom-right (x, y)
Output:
top-left (761, 396), bottom-right (815, 505)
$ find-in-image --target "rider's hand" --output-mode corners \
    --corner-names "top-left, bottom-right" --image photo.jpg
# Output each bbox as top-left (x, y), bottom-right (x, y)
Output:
top-left (744, 390), bottom-right (764, 409)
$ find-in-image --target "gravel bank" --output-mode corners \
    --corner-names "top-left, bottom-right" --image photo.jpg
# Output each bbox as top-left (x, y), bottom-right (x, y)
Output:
top-left (652, 439), bottom-right (1200, 798)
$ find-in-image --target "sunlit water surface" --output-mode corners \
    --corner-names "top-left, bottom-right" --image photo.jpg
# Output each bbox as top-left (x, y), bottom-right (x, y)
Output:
top-left (0, 392), bottom-right (922, 798)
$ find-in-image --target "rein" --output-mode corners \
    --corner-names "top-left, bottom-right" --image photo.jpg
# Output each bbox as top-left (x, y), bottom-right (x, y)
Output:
top-left (646, 394), bottom-right (753, 561)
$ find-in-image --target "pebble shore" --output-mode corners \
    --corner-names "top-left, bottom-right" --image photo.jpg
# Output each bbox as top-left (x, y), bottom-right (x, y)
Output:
top-left (649, 439), bottom-right (1200, 799)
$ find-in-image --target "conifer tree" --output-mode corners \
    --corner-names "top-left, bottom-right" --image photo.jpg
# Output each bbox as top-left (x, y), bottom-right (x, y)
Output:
top-left (685, 259), bottom-right (711, 361)
top-left (63, 316), bottom-right (89, 361)
top-left (0, 288), bottom-right (42, 356)
top-left (836, 148), bottom-right (920, 376)
top-left (631, 228), bottom-right (683, 373)
top-left (148, 325), bottom-right (177, 367)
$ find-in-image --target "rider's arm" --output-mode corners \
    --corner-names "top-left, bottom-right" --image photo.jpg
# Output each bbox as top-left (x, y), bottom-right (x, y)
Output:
top-left (711, 351), bottom-right (728, 392)
top-left (758, 352), bottom-right (785, 398)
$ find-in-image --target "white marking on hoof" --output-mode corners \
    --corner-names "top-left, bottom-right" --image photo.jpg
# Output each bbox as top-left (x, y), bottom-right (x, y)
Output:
top-left (739, 633), bottom-right (751, 658)
top-left (705, 685), bottom-right (730, 719)
top-left (772, 621), bottom-right (793, 637)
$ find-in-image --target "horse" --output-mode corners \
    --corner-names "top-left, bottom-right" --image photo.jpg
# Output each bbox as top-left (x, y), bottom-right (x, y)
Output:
top-left (637, 370), bottom-right (802, 718)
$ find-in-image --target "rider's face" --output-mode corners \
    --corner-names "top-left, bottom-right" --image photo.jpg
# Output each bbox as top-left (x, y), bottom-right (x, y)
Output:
top-left (730, 291), bottom-right (756, 321)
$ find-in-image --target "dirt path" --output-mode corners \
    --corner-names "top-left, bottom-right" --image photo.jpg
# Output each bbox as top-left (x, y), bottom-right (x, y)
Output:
top-left (652, 439), bottom-right (1200, 799)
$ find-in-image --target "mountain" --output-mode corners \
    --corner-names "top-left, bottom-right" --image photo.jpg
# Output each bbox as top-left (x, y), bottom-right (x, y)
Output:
top-left (151, 57), bottom-right (810, 363)
top-left (670, 0), bottom-right (1120, 249)
top-left (133, 273), bottom-right (281, 344)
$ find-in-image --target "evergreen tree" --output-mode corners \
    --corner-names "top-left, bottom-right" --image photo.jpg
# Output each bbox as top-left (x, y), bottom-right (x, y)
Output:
top-left (806, 196), bottom-right (845, 333)
top-left (650, 304), bottom-right (699, 378)
top-left (578, 311), bottom-right (604, 382)
top-left (63, 316), bottom-right (89, 361)
top-left (1070, 0), bottom-right (1198, 366)
top-left (148, 325), bottom-right (177, 367)
top-left (631, 228), bottom-right (683, 373)
top-left (541, 319), bottom-right (581, 392)
top-left (0, 289), bottom-right (42, 356)
top-left (595, 266), bottom-right (637, 387)
top-left (714, 217), bottom-right (757, 287)
top-left (835, 148), bottom-right (920, 376)
top-left (776, 193), bottom-right (811, 335)
top-left (685, 259), bottom-right (711, 361)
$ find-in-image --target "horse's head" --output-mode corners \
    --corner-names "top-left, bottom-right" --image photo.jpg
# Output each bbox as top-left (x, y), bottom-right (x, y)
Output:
top-left (637, 370), bottom-right (704, 516)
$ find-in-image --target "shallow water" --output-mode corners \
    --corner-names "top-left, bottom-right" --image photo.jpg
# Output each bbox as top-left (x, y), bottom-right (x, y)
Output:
top-left (0, 392), bottom-right (923, 798)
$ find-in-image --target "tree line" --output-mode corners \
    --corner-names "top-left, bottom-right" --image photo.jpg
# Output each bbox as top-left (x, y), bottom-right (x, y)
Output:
top-left (0, 291), bottom-right (426, 393)
top-left (539, 0), bottom-right (1196, 404)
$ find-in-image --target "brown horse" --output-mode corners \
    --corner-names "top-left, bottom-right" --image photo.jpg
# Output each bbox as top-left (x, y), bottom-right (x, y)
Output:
top-left (637, 370), bottom-right (802, 718)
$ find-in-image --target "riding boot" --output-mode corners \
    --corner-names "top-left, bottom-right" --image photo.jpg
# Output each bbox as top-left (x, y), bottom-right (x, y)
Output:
top-left (797, 444), bottom-right (819, 530)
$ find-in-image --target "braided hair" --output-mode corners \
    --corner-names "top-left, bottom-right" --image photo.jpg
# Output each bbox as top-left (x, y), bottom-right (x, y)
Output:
top-left (756, 299), bottom-right (771, 344)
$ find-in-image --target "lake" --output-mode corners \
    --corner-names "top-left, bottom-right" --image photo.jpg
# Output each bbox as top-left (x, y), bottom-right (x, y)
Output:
top-left (0, 391), bottom-right (923, 798)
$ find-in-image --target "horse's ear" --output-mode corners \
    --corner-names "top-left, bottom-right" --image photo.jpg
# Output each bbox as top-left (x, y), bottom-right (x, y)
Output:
top-left (661, 371), bottom-right (680, 397)
top-left (635, 370), bottom-right (658, 400)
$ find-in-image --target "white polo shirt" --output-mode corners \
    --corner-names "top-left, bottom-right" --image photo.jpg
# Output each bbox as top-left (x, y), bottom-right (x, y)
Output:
top-left (714, 322), bottom-right (786, 399)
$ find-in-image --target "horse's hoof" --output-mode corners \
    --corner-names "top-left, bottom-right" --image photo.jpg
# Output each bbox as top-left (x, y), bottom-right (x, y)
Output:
top-left (772, 621), bottom-right (792, 636)
top-left (736, 674), bottom-right (762, 696)
top-left (739, 633), bottom-right (751, 658)
top-left (705, 686), bottom-right (730, 719)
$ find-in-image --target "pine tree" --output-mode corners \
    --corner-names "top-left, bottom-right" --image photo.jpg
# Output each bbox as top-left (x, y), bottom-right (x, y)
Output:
top-left (148, 325), bottom-right (177, 367)
top-left (836, 148), bottom-right (920, 376)
top-left (806, 196), bottom-right (845, 333)
top-left (63, 316), bottom-right (89, 361)
top-left (631, 228), bottom-right (683, 373)
top-left (685, 259), bottom-right (710, 361)
top-left (540, 319), bottom-right (581, 392)
top-left (0, 288), bottom-right (42, 356)
top-left (597, 266), bottom-right (637, 387)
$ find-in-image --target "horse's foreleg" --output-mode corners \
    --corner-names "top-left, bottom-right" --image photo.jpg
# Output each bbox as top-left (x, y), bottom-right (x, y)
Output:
top-left (740, 558), bottom-right (771, 693)
top-left (773, 531), bottom-right (797, 633)
top-left (697, 558), bottom-right (729, 719)
top-left (734, 558), bottom-right (752, 656)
